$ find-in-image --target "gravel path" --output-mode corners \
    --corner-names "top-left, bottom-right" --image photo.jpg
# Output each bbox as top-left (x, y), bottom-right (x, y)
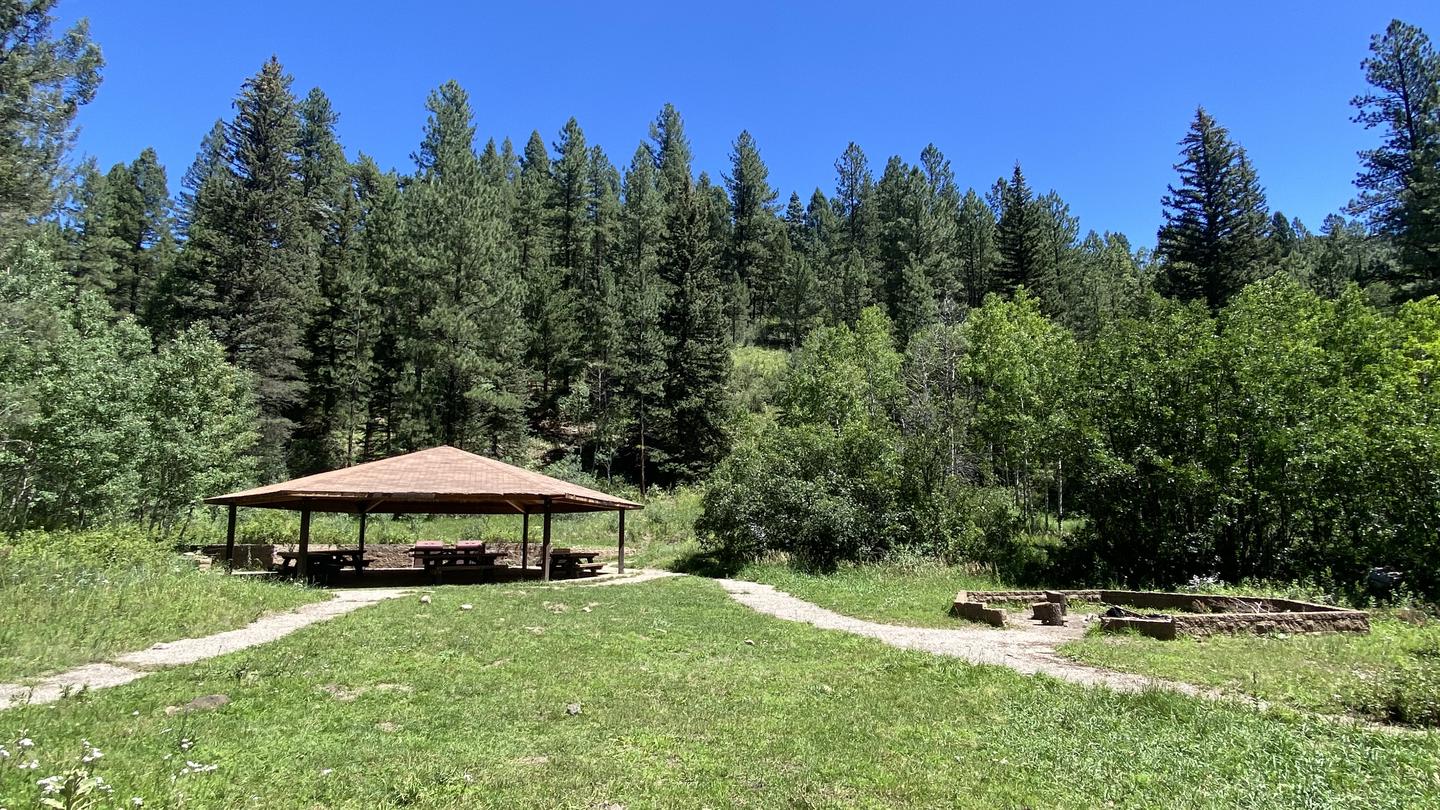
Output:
top-left (716, 578), bottom-right (1219, 696)
top-left (0, 588), bottom-right (408, 710)
top-left (560, 567), bottom-right (682, 587)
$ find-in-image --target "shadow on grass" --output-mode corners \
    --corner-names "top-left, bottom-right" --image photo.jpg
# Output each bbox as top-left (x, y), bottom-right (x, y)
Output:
top-left (668, 548), bottom-right (746, 578)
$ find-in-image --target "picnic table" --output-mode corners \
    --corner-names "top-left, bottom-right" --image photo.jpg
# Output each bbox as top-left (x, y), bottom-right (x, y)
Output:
top-left (409, 542), bottom-right (506, 583)
top-left (547, 549), bottom-right (604, 579)
top-left (275, 549), bottom-right (368, 579)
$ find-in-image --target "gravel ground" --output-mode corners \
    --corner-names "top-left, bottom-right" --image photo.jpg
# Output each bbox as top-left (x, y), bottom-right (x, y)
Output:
top-left (715, 578), bottom-right (1217, 695)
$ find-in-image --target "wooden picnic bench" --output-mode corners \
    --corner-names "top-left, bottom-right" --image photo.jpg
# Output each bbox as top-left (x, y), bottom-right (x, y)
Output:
top-left (275, 549), bottom-right (369, 580)
top-left (409, 542), bottom-right (506, 583)
top-left (547, 549), bottom-right (604, 579)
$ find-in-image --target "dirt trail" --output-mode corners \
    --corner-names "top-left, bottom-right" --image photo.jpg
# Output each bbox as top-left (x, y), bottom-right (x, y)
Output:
top-left (715, 578), bottom-right (1217, 695)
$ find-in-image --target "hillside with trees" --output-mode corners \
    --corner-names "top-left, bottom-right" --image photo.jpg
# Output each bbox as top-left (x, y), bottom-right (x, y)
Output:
top-left (3, 3), bottom-right (1440, 595)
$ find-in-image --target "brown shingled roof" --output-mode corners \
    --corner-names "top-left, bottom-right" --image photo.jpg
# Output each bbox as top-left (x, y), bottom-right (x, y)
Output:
top-left (204, 446), bottom-right (642, 514)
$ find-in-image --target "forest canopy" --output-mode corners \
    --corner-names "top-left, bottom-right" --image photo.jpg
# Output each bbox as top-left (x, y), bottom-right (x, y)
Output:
top-left (3, 2), bottom-right (1439, 595)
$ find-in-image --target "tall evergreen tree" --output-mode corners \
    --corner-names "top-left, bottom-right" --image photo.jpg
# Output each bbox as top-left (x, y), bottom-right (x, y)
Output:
top-left (991, 163), bottom-right (1047, 295)
top-left (616, 144), bottom-right (668, 491)
top-left (404, 80), bottom-right (528, 454)
top-left (171, 58), bottom-right (315, 476)
top-left (1156, 107), bottom-right (1271, 310)
top-left (355, 158), bottom-right (408, 459)
top-left (655, 177), bottom-right (730, 481)
top-left (1349, 19), bottom-right (1440, 294)
top-left (68, 158), bottom-right (120, 297)
top-left (775, 192), bottom-right (822, 346)
top-left (723, 130), bottom-right (779, 333)
top-left (109, 148), bottom-right (173, 317)
top-left (514, 129), bottom-right (572, 419)
top-left (291, 89), bottom-right (367, 473)
top-left (0, 0), bottom-right (102, 243)
top-left (956, 188), bottom-right (1000, 307)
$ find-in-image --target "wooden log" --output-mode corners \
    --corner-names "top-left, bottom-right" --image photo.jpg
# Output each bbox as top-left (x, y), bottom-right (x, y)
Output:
top-left (1032, 601), bottom-right (1065, 626)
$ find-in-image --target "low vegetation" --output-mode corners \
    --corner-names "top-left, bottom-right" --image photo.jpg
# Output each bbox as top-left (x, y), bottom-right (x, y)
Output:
top-left (1061, 612), bottom-right (1440, 728)
top-left (2, 578), bottom-right (1438, 809)
top-left (738, 559), bottom-right (1004, 628)
top-left (0, 529), bottom-right (320, 682)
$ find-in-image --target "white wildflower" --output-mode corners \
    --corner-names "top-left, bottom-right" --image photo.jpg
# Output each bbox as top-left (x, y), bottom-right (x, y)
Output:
top-left (0, 744), bottom-right (8, 758)
top-left (37, 776), bottom-right (62, 794)
top-left (82, 746), bottom-right (103, 763)
top-left (19, 759), bottom-right (38, 770)
top-left (132, 799), bottom-right (145, 807)
top-left (319, 768), bottom-right (333, 776)
top-left (17, 738), bottom-right (33, 749)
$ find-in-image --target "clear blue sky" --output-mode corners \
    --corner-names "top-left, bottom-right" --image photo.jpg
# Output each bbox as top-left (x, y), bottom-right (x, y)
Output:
top-left (59, 1), bottom-right (1440, 245)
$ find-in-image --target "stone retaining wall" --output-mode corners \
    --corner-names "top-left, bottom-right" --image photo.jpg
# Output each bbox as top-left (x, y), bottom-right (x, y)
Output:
top-left (954, 587), bottom-right (1369, 639)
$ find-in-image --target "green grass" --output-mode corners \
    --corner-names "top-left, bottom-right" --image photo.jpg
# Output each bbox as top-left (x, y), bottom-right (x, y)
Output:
top-left (0, 557), bottom-right (322, 683)
top-left (1060, 613), bottom-right (1440, 724)
top-left (737, 559), bottom-right (1018, 628)
top-left (0, 577), bottom-right (1436, 809)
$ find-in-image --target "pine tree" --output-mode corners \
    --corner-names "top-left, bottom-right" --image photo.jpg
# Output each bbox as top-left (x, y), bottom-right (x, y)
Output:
top-left (157, 120), bottom-right (230, 337)
top-left (514, 129), bottom-right (573, 419)
top-left (1156, 107), bottom-right (1271, 310)
top-left (404, 80), bottom-right (529, 454)
top-left (356, 158), bottom-right (408, 459)
top-left (956, 188), bottom-right (1000, 307)
top-left (291, 88), bottom-right (367, 473)
top-left (571, 145), bottom-right (626, 477)
top-left (109, 148), bottom-right (173, 317)
top-left (1034, 190), bottom-right (1080, 317)
top-left (991, 163), bottom-right (1047, 295)
top-left (650, 103), bottom-right (692, 205)
top-left (1349, 19), bottom-right (1440, 294)
top-left (171, 58), bottom-right (315, 477)
top-left (775, 192), bottom-right (823, 346)
top-left (723, 130), bottom-right (779, 332)
top-left (0, 0), bottom-right (102, 244)
top-left (68, 159), bottom-right (121, 298)
top-left (655, 177), bottom-right (730, 481)
top-left (616, 144), bottom-right (668, 491)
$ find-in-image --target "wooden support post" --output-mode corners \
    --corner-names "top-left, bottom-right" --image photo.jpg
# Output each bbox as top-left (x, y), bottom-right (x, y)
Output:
top-left (521, 510), bottom-right (530, 570)
top-left (617, 509), bottom-right (626, 574)
top-left (357, 510), bottom-right (368, 578)
top-left (541, 497), bottom-right (552, 582)
top-left (298, 508), bottom-right (311, 582)
top-left (224, 505), bottom-right (237, 573)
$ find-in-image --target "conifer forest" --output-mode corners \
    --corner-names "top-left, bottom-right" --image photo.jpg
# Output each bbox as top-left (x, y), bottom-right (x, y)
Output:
top-left (5, 1), bottom-right (1440, 597)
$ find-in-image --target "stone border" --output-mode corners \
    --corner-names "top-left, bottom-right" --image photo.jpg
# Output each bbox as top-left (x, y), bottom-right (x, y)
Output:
top-left (952, 589), bottom-right (1370, 639)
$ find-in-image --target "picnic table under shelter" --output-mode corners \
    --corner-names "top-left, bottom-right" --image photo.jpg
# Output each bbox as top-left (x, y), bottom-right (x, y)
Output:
top-left (204, 445), bottom-right (642, 582)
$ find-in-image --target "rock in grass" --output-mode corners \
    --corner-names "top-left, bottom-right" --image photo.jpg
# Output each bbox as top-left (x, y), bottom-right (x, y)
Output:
top-left (420, 595), bottom-right (432, 605)
top-left (460, 604), bottom-right (473, 611)
top-left (565, 702), bottom-right (582, 716)
top-left (744, 639), bottom-right (755, 646)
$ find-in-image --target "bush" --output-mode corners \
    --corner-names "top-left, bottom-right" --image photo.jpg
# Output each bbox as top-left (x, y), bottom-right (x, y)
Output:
top-left (1, 526), bottom-right (171, 569)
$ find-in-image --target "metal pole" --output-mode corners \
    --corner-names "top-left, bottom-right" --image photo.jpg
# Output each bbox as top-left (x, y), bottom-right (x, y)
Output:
top-left (617, 509), bottom-right (626, 574)
top-left (224, 505), bottom-right (237, 573)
